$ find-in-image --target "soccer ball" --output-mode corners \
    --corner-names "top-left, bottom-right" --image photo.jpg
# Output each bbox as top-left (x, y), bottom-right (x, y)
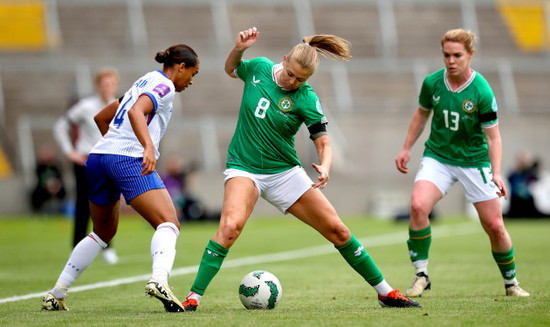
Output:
top-left (238, 270), bottom-right (282, 310)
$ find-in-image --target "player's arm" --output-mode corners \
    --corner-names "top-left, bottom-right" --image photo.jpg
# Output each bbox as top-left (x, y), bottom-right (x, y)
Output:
top-left (53, 107), bottom-right (87, 166)
top-left (484, 124), bottom-right (507, 199)
top-left (311, 134), bottom-right (332, 189)
top-left (94, 99), bottom-right (120, 136)
top-left (225, 27), bottom-right (259, 78)
top-left (127, 95), bottom-right (156, 176)
top-left (395, 107), bottom-right (431, 174)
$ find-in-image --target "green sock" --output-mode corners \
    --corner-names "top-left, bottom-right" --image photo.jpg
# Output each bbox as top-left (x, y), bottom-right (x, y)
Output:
top-left (407, 226), bottom-right (431, 263)
top-left (492, 246), bottom-right (516, 282)
top-left (190, 239), bottom-right (229, 296)
top-left (336, 234), bottom-right (383, 286)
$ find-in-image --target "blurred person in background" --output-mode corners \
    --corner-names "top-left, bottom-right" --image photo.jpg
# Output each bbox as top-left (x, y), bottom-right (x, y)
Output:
top-left (53, 67), bottom-right (120, 264)
top-left (30, 144), bottom-right (66, 214)
top-left (42, 44), bottom-right (199, 313)
top-left (506, 150), bottom-right (548, 218)
top-left (161, 155), bottom-right (221, 222)
top-left (395, 29), bottom-right (529, 298)
top-left (181, 27), bottom-right (421, 312)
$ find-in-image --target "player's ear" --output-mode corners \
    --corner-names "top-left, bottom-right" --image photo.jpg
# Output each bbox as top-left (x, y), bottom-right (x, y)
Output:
top-left (178, 62), bottom-right (186, 72)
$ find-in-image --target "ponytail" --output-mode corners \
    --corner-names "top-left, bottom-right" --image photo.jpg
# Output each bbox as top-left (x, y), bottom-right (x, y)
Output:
top-left (287, 35), bottom-right (351, 72)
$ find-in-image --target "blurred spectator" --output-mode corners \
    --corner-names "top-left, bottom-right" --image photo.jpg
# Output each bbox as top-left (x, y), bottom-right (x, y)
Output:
top-left (31, 145), bottom-right (66, 214)
top-left (53, 67), bottom-right (119, 263)
top-left (161, 156), bottom-right (220, 222)
top-left (505, 150), bottom-right (548, 218)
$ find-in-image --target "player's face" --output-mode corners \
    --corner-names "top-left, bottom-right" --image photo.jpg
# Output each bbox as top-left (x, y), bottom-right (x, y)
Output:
top-left (174, 63), bottom-right (199, 92)
top-left (442, 41), bottom-right (473, 80)
top-left (279, 58), bottom-right (312, 91)
top-left (97, 75), bottom-right (118, 102)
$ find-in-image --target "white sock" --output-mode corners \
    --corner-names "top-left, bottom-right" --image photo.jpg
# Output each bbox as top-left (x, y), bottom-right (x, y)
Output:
top-left (412, 259), bottom-right (428, 273)
top-left (373, 279), bottom-right (393, 296)
top-left (505, 277), bottom-right (518, 286)
top-left (53, 232), bottom-right (107, 297)
top-left (151, 222), bottom-right (179, 285)
top-left (186, 291), bottom-right (202, 304)
top-left (415, 266), bottom-right (428, 275)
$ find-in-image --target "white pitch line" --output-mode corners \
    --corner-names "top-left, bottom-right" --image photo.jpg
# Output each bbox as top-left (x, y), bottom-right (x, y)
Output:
top-left (0, 222), bottom-right (480, 304)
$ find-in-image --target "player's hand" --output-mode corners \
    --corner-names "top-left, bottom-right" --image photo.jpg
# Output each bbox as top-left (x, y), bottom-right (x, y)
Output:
top-left (235, 27), bottom-right (259, 51)
top-left (395, 149), bottom-right (411, 174)
top-left (492, 174), bottom-right (508, 199)
top-left (140, 147), bottom-right (156, 175)
top-left (312, 163), bottom-right (329, 189)
top-left (68, 150), bottom-right (87, 166)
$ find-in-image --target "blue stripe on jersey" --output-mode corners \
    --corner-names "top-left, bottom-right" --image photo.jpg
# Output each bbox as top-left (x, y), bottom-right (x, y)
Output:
top-left (143, 92), bottom-right (158, 112)
top-left (156, 70), bottom-right (168, 78)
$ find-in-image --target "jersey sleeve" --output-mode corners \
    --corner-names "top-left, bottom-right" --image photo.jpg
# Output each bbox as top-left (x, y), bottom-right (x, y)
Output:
top-left (478, 81), bottom-right (498, 127)
top-left (142, 82), bottom-right (173, 113)
top-left (302, 90), bottom-right (327, 126)
top-left (235, 57), bottom-right (269, 82)
top-left (418, 77), bottom-right (434, 111)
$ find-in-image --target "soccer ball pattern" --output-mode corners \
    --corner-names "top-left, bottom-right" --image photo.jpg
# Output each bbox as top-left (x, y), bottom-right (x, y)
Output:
top-left (238, 270), bottom-right (282, 310)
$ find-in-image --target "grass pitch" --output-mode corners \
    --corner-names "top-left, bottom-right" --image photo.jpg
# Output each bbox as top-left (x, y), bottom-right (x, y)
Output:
top-left (0, 214), bottom-right (548, 326)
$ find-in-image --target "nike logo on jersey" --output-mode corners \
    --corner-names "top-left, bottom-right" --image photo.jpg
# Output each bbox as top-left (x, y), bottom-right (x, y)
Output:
top-left (251, 75), bottom-right (261, 86)
top-left (432, 95), bottom-right (440, 103)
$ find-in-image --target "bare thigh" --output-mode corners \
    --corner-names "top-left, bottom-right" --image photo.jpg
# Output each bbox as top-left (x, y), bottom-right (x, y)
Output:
top-left (474, 198), bottom-right (511, 252)
top-left (212, 177), bottom-right (258, 249)
top-left (287, 188), bottom-right (350, 247)
top-left (409, 180), bottom-right (443, 230)
top-left (130, 188), bottom-right (180, 230)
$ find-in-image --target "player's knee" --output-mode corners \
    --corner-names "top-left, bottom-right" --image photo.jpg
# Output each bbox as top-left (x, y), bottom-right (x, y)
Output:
top-left (93, 229), bottom-right (116, 244)
top-left (410, 197), bottom-right (431, 219)
top-left (484, 219), bottom-right (506, 238)
top-left (328, 223), bottom-right (351, 246)
top-left (218, 220), bottom-right (244, 243)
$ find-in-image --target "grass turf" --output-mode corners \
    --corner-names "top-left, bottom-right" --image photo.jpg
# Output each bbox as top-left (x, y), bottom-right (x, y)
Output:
top-left (0, 214), bottom-right (548, 326)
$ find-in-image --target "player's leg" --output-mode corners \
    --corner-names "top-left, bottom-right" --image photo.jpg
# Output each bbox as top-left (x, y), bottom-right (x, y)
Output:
top-left (73, 163), bottom-right (90, 247)
top-left (129, 187), bottom-right (187, 311)
top-left (42, 200), bottom-right (118, 311)
top-left (184, 176), bottom-right (258, 311)
top-left (130, 187), bottom-right (180, 284)
top-left (74, 162), bottom-right (118, 263)
top-left (288, 188), bottom-right (420, 308)
top-left (474, 199), bottom-right (529, 296)
top-left (405, 180), bottom-right (442, 297)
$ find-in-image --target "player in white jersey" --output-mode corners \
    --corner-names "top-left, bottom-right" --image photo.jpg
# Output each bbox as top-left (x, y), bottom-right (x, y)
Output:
top-left (53, 67), bottom-right (120, 264)
top-left (42, 44), bottom-right (199, 313)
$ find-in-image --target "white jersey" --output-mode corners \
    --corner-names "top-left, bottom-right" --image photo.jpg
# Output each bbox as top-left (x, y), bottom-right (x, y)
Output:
top-left (53, 95), bottom-right (115, 156)
top-left (90, 70), bottom-right (175, 159)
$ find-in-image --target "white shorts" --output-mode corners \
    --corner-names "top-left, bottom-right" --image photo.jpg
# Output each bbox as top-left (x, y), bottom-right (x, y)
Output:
top-left (415, 156), bottom-right (499, 203)
top-left (224, 166), bottom-right (313, 213)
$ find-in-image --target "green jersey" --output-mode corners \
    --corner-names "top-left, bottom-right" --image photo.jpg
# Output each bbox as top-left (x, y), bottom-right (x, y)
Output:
top-left (419, 68), bottom-right (499, 168)
top-left (227, 57), bottom-right (327, 174)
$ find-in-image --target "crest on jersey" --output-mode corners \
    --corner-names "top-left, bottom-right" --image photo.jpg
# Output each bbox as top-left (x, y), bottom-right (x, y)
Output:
top-left (278, 97), bottom-right (294, 112)
top-left (462, 99), bottom-right (476, 113)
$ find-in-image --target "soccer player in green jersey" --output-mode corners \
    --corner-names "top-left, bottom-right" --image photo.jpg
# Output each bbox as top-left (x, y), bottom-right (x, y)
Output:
top-left (182, 27), bottom-right (421, 310)
top-left (395, 29), bottom-right (529, 298)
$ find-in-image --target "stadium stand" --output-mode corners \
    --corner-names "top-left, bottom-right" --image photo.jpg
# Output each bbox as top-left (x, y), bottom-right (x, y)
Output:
top-left (0, 0), bottom-right (549, 215)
